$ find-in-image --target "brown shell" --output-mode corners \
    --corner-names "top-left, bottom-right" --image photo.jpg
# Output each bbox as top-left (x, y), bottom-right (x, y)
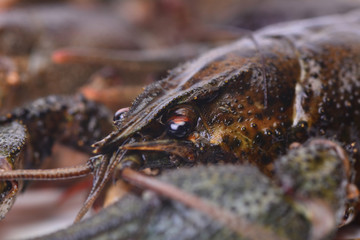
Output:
top-left (96, 11), bottom-right (360, 176)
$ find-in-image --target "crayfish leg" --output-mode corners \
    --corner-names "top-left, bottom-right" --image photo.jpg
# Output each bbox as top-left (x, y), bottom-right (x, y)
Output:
top-left (275, 138), bottom-right (359, 228)
top-left (0, 95), bottom-right (113, 220)
top-left (0, 121), bottom-right (26, 219)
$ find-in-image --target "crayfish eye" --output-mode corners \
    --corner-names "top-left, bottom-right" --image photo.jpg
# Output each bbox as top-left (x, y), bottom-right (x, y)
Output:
top-left (113, 107), bottom-right (129, 122)
top-left (167, 116), bottom-right (192, 138)
top-left (166, 106), bottom-right (197, 138)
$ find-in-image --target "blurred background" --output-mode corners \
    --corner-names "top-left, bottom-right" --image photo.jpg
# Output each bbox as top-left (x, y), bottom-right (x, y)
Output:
top-left (0, 0), bottom-right (360, 239)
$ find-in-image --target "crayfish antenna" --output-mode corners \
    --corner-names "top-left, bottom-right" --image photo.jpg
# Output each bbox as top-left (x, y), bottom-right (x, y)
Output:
top-left (52, 45), bottom-right (203, 72)
top-left (74, 150), bottom-right (130, 222)
top-left (74, 156), bottom-right (110, 222)
top-left (0, 163), bottom-right (92, 180)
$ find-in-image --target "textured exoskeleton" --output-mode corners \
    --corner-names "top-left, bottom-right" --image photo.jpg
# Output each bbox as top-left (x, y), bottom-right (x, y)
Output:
top-left (0, 95), bottom-right (112, 219)
top-left (94, 10), bottom-right (360, 178)
top-left (1, 9), bottom-right (360, 240)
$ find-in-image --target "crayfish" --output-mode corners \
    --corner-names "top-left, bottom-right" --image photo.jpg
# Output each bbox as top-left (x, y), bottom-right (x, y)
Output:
top-left (2, 5), bottom-right (360, 240)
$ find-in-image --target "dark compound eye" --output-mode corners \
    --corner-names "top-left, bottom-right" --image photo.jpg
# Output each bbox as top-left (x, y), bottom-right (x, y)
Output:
top-left (167, 116), bottom-right (192, 138)
top-left (166, 106), bottom-right (197, 138)
top-left (113, 107), bottom-right (129, 122)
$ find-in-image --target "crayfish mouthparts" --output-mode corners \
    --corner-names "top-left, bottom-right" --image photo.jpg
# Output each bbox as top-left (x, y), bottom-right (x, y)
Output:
top-left (73, 139), bottom-right (198, 222)
top-left (119, 140), bottom-right (197, 162)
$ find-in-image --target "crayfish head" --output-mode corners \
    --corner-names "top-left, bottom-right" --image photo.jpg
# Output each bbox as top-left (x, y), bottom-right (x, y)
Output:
top-left (94, 103), bottom-right (233, 170)
top-left (75, 103), bottom-right (224, 221)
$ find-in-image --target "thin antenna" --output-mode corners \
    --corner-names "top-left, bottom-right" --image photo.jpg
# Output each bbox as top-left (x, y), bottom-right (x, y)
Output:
top-left (0, 164), bottom-right (91, 180)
